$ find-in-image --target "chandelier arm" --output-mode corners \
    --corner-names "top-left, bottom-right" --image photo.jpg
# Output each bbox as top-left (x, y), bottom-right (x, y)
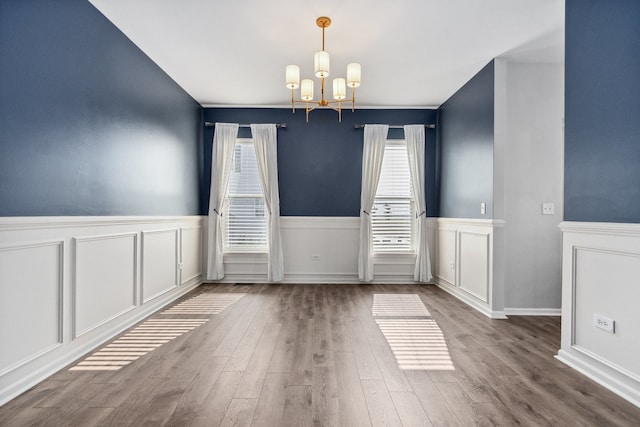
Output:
top-left (351, 87), bottom-right (356, 112)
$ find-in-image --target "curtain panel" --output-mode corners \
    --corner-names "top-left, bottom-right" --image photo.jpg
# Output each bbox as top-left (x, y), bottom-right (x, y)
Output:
top-left (207, 123), bottom-right (239, 280)
top-left (358, 124), bottom-right (389, 282)
top-left (251, 124), bottom-right (284, 281)
top-left (405, 124), bottom-right (432, 282)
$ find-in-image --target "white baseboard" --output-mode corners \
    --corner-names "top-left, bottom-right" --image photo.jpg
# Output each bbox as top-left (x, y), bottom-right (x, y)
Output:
top-left (435, 278), bottom-right (507, 319)
top-left (556, 350), bottom-right (640, 409)
top-left (504, 308), bottom-right (561, 316)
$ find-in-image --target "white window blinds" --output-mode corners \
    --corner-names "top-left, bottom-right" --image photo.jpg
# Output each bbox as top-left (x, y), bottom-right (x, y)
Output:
top-left (372, 140), bottom-right (415, 253)
top-left (224, 139), bottom-right (268, 252)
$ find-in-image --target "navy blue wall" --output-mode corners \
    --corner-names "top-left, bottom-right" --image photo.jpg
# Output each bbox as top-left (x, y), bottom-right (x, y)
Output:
top-left (203, 108), bottom-right (437, 217)
top-left (438, 61), bottom-right (494, 218)
top-left (0, 0), bottom-right (202, 216)
top-left (564, 0), bottom-right (640, 223)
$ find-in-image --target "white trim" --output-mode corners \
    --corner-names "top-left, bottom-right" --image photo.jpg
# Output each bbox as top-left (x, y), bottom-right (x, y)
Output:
top-left (556, 350), bottom-right (640, 409)
top-left (0, 215), bottom-right (202, 230)
top-left (559, 221), bottom-right (640, 237)
top-left (504, 308), bottom-right (561, 316)
top-left (435, 277), bottom-right (507, 319)
top-left (437, 218), bottom-right (505, 227)
top-left (208, 273), bottom-right (424, 285)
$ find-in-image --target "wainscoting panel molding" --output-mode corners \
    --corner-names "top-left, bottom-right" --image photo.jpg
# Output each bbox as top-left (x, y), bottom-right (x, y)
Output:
top-left (0, 216), bottom-right (204, 406)
top-left (213, 217), bottom-right (438, 284)
top-left (73, 233), bottom-right (138, 338)
top-left (458, 231), bottom-right (490, 302)
top-left (0, 240), bottom-right (63, 377)
top-left (434, 218), bottom-right (505, 319)
top-left (181, 226), bottom-right (203, 285)
top-left (557, 221), bottom-right (640, 408)
top-left (141, 229), bottom-right (179, 304)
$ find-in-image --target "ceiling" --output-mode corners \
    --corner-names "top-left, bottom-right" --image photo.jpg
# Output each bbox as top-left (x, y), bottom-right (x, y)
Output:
top-left (89, 0), bottom-right (564, 108)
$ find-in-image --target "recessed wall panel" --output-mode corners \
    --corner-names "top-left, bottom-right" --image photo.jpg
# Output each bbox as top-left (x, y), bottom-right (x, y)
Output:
top-left (181, 226), bottom-right (202, 284)
top-left (573, 247), bottom-right (640, 379)
top-left (74, 233), bottom-right (137, 337)
top-left (458, 231), bottom-right (489, 302)
top-left (142, 229), bottom-right (178, 303)
top-left (0, 241), bottom-right (62, 374)
top-left (436, 229), bottom-right (456, 286)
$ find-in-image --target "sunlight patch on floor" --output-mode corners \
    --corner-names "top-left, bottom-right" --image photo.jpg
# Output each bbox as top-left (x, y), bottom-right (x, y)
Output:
top-left (159, 293), bottom-right (245, 315)
top-left (70, 293), bottom-right (245, 371)
top-left (373, 294), bottom-right (454, 371)
top-left (372, 293), bottom-right (431, 317)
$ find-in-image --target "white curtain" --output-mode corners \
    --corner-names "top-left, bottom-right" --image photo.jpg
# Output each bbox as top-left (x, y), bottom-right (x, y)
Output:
top-left (251, 124), bottom-right (284, 282)
top-left (207, 123), bottom-right (239, 280)
top-left (358, 124), bottom-right (389, 282)
top-left (405, 125), bottom-right (432, 282)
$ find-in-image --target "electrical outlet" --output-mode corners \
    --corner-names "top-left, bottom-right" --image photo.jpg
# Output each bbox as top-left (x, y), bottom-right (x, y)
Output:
top-left (480, 202), bottom-right (486, 215)
top-left (594, 314), bottom-right (615, 333)
top-left (448, 261), bottom-right (455, 270)
top-left (542, 203), bottom-right (555, 215)
top-left (311, 254), bottom-right (320, 262)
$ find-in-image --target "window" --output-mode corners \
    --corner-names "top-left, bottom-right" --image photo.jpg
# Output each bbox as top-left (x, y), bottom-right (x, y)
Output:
top-left (371, 140), bottom-right (414, 253)
top-left (224, 139), bottom-right (267, 252)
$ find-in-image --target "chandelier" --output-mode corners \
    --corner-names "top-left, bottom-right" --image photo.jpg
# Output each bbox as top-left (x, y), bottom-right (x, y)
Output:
top-left (285, 17), bottom-right (361, 122)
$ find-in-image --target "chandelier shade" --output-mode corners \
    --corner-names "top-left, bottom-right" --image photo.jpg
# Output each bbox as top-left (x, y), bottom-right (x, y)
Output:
top-left (300, 79), bottom-right (314, 101)
top-left (347, 63), bottom-right (361, 88)
top-left (285, 16), bottom-right (361, 122)
top-left (285, 65), bottom-right (300, 89)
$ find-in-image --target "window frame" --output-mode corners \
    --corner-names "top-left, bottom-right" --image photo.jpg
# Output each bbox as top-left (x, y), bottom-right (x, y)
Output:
top-left (223, 138), bottom-right (268, 254)
top-left (371, 139), bottom-right (417, 255)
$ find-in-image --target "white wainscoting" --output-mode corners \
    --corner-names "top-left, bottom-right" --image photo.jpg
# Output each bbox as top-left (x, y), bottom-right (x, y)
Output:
top-left (141, 229), bottom-right (179, 303)
top-left (557, 221), bottom-right (640, 408)
top-left (434, 218), bottom-right (506, 319)
top-left (0, 216), bottom-right (204, 405)
top-left (212, 216), bottom-right (437, 284)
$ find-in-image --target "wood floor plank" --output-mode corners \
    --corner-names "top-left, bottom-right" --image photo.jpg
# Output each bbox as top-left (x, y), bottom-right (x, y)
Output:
top-left (403, 370), bottom-right (461, 427)
top-left (213, 295), bottom-right (265, 357)
top-left (361, 379), bottom-right (403, 427)
top-left (389, 390), bottom-right (433, 427)
top-left (347, 318), bottom-right (383, 381)
top-left (251, 373), bottom-right (288, 427)
top-left (234, 321), bottom-right (283, 398)
top-left (334, 351), bottom-right (373, 427)
top-left (268, 315), bottom-right (298, 373)
top-left (220, 398), bottom-right (258, 427)
top-left (312, 366), bottom-right (339, 427)
top-left (434, 381), bottom-right (478, 426)
top-left (281, 385), bottom-right (313, 427)
top-left (287, 318), bottom-right (314, 386)
top-left (163, 355), bottom-right (229, 425)
top-left (190, 370), bottom-right (243, 427)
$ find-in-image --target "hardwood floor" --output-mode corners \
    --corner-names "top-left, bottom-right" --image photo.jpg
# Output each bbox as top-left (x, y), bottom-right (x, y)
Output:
top-left (1, 284), bottom-right (639, 426)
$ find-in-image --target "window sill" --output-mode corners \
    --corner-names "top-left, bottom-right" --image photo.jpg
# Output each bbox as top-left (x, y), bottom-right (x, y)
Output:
top-left (373, 252), bottom-right (417, 264)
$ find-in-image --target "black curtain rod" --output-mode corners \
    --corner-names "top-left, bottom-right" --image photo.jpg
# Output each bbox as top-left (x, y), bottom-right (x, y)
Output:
top-left (204, 122), bottom-right (287, 128)
top-left (354, 123), bottom-right (436, 129)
